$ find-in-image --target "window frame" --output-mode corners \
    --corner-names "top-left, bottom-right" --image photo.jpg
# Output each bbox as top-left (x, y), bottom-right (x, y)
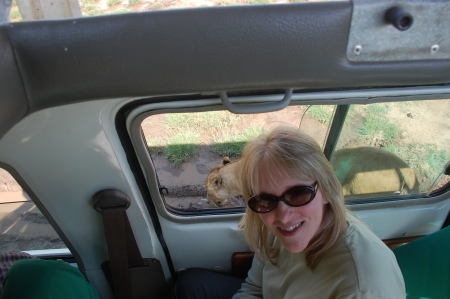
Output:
top-left (0, 163), bottom-right (79, 264)
top-left (127, 86), bottom-right (450, 222)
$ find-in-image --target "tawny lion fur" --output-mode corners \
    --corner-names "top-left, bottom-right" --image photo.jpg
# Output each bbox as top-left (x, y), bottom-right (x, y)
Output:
top-left (205, 147), bottom-right (419, 205)
top-left (204, 157), bottom-right (242, 206)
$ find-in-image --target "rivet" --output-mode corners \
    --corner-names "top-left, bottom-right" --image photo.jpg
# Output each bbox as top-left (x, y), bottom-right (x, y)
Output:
top-left (354, 45), bottom-right (363, 55)
top-left (430, 44), bottom-right (439, 54)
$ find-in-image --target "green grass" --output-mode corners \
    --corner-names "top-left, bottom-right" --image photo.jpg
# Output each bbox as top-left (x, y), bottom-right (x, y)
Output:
top-left (146, 137), bottom-right (166, 155)
top-left (166, 131), bottom-right (200, 165)
top-left (107, 0), bottom-right (122, 6)
top-left (249, 0), bottom-right (270, 4)
top-left (366, 103), bottom-right (388, 116)
top-left (359, 117), bottom-right (401, 142)
top-left (215, 0), bottom-right (241, 6)
top-left (386, 143), bottom-right (450, 183)
top-left (240, 127), bottom-right (264, 139)
top-left (305, 105), bottom-right (334, 124)
top-left (80, 0), bottom-right (98, 6)
top-left (9, 7), bottom-right (22, 22)
top-left (82, 5), bottom-right (103, 16)
top-left (9, 0), bottom-right (22, 22)
top-left (165, 111), bottom-right (241, 132)
top-left (159, 112), bottom-right (237, 164)
top-left (149, 112), bottom-right (262, 165)
top-left (212, 139), bottom-right (246, 157)
top-left (151, 1), bottom-right (164, 9)
top-left (109, 8), bottom-right (132, 13)
top-left (212, 127), bottom-right (263, 157)
top-left (347, 102), bottom-right (449, 192)
top-left (359, 104), bottom-right (401, 144)
top-left (128, 0), bottom-right (143, 6)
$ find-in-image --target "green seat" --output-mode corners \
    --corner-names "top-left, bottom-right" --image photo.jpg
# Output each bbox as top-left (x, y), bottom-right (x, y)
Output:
top-left (1, 259), bottom-right (99, 299)
top-left (393, 226), bottom-right (450, 299)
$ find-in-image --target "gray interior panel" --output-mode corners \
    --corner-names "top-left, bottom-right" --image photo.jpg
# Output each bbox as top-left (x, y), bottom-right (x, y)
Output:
top-left (1, 1), bottom-right (450, 138)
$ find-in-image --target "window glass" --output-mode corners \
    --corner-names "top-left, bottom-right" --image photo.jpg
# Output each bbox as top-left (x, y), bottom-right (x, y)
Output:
top-left (333, 99), bottom-right (450, 200)
top-left (142, 105), bottom-right (333, 210)
top-left (0, 168), bottom-right (66, 251)
top-left (142, 99), bottom-right (450, 211)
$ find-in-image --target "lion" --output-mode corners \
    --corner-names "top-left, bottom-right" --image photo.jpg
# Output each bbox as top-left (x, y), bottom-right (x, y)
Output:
top-left (205, 147), bottom-right (419, 206)
top-left (330, 147), bottom-right (419, 198)
top-left (204, 157), bottom-right (242, 207)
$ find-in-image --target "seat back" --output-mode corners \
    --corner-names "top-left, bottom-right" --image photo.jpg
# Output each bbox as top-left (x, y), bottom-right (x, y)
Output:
top-left (393, 226), bottom-right (450, 299)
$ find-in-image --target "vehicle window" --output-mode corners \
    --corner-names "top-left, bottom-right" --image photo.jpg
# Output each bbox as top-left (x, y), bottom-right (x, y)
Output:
top-left (0, 168), bottom-right (66, 251)
top-left (9, 0), bottom-right (337, 22)
top-left (140, 99), bottom-right (449, 212)
top-left (142, 105), bottom-right (333, 210)
top-left (333, 99), bottom-right (450, 200)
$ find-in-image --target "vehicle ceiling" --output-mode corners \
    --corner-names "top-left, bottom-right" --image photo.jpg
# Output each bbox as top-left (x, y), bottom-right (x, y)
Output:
top-left (1, 1), bottom-right (450, 139)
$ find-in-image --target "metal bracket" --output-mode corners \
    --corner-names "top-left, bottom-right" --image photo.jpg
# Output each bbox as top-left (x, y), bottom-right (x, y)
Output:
top-left (347, 0), bottom-right (450, 62)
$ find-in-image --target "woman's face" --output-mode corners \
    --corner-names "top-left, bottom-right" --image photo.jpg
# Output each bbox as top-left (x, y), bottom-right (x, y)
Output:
top-left (257, 168), bottom-right (329, 253)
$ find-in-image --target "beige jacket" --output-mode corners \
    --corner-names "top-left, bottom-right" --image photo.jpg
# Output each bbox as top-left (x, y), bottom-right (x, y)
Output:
top-left (233, 218), bottom-right (405, 299)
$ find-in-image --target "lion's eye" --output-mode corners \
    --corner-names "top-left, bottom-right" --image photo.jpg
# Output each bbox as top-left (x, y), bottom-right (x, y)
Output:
top-left (214, 179), bottom-right (219, 185)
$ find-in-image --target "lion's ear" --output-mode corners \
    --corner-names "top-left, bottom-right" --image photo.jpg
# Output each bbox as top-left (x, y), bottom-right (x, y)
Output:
top-left (222, 157), bottom-right (231, 165)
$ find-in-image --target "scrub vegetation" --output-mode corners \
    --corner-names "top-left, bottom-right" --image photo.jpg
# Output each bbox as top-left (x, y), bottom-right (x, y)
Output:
top-left (358, 104), bottom-right (402, 143)
top-left (146, 111), bottom-right (261, 164)
top-left (147, 105), bottom-right (336, 165)
top-left (166, 131), bottom-right (200, 165)
top-left (145, 101), bottom-right (450, 185)
top-left (9, 0), bottom-right (312, 22)
top-left (346, 102), bottom-right (450, 191)
top-left (9, 0), bottom-right (22, 22)
top-left (302, 105), bottom-right (335, 125)
top-left (141, 99), bottom-right (449, 211)
top-left (212, 127), bottom-right (264, 157)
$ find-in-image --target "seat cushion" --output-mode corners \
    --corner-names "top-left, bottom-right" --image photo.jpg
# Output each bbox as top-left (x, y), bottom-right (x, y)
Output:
top-left (393, 226), bottom-right (450, 299)
top-left (0, 259), bottom-right (99, 299)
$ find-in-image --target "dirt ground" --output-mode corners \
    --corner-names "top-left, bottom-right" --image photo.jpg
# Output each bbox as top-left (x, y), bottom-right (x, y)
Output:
top-left (144, 101), bottom-right (450, 209)
top-left (0, 100), bottom-right (449, 251)
top-left (144, 105), bottom-right (329, 209)
top-left (0, 198), bottom-right (65, 251)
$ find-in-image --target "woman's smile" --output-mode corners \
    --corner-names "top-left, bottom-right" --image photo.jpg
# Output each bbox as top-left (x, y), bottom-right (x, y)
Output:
top-left (278, 221), bottom-right (304, 232)
top-left (258, 172), bottom-right (329, 253)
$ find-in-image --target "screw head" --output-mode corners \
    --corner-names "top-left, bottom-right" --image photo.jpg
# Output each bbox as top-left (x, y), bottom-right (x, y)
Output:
top-left (430, 44), bottom-right (440, 54)
top-left (354, 45), bottom-right (363, 55)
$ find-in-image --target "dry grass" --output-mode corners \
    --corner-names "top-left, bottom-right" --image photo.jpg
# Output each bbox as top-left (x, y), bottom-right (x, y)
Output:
top-left (9, 0), bottom-right (321, 21)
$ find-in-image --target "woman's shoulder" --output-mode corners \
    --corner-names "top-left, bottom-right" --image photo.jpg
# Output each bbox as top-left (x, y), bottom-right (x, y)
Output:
top-left (340, 216), bottom-right (399, 272)
top-left (326, 217), bottom-right (406, 299)
top-left (345, 217), bottom-right (392, 256)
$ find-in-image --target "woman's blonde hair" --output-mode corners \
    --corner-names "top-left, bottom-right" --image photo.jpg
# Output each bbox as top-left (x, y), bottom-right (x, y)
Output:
top-left (239, 125), bottom-right (347, 271)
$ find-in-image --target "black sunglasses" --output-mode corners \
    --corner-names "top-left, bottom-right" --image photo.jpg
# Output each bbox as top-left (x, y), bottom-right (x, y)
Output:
top-left (248, 182), bottom-right (319, 213)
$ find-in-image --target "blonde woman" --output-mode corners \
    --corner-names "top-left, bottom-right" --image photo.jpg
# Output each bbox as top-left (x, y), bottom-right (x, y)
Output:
top-left (175, 126), bottom-right (405, 299)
